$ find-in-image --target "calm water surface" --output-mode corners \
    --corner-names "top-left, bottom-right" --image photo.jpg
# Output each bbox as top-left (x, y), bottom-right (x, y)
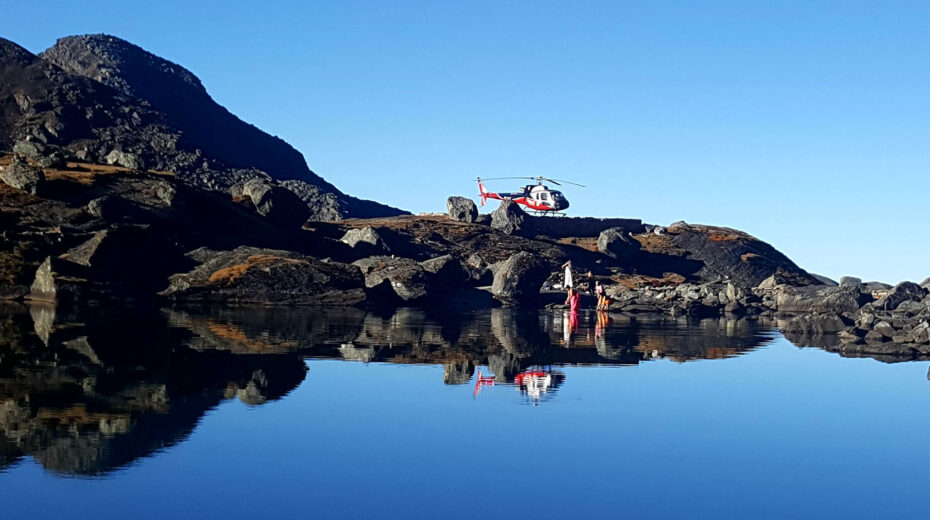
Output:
top-left (1, 304), bottom-right (929, 519)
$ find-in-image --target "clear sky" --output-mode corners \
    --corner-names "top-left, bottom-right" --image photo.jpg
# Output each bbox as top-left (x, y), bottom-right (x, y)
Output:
top-left (5, 1), bottom-right (928, 284)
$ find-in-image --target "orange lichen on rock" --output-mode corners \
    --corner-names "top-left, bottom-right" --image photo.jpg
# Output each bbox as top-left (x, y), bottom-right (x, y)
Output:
top-left (741, 253), bottom-right (761, 262)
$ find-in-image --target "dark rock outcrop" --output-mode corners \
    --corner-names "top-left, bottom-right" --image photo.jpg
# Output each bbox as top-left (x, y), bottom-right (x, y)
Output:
top-left (352, 256), bottom-right (430, 302)
top-left (28, 256), bottom-right (98, 305)
top-left (232, 178), bottom-right (310, 227)
top-left (773, 284), bottom-right (872, 315)
top-left (161, 247), bottom-right (366, 305)
top-left (420, 254), bottom-right (467, 287)
top-left (666, 222), bottom-right (821, 288)
top-left (446, 196), bottom-right (478, 223)
top-left (871, 281), bottom-right (928, 311)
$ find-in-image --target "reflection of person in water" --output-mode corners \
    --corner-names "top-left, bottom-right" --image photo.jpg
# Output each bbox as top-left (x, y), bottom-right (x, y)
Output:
top-left (595, 310), bottom-right (609, 338)
top-left (562, 313), bottom-right (579, 348)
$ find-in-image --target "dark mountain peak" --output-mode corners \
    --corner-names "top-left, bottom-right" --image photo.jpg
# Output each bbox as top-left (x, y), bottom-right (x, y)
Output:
top-left (0, 34), bottom-right (405, 219)
top-left (41, 34), bottom-right (206, 99)
top-left (40, 33), bottom-right (334, 189)
top-left (0, 37), bottom-right (38, 67)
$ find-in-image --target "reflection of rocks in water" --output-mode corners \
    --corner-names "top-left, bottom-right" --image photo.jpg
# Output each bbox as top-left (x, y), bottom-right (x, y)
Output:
top-left (443, 361), bottom-right (475, 385)
top-left (642, 316), bottom-right (774, 362)
top-left (0, 302), bottom-right (788, 477)
top-left (0, 303), bottom-right (307, 476)
top-left (775, 313), bottom-right (930, 363)
top-left (165, 305), bottom-right (366, 354)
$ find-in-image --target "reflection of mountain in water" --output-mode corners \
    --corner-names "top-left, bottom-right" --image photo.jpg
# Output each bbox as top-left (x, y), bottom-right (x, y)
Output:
top-left (0, 304), bottom-right (307, 476)
top-left (0, 303), bottom-right (780, 477)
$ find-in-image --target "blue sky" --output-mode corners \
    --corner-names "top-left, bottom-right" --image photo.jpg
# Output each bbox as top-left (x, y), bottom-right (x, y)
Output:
top-left (5, 1), bottom-right (928, 283)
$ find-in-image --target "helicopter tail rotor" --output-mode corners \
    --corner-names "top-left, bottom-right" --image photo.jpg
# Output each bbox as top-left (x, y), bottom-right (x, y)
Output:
top-left (477, 177), bottom-right (489, 206)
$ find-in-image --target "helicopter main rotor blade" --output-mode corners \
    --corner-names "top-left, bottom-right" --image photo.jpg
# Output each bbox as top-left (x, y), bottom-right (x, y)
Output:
top-left (546, 178), bottom-right (586, 187)
top-left (477, 176), bottom-right (537, 181)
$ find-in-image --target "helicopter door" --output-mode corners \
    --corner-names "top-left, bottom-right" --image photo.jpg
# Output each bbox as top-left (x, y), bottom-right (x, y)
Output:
top-left (538, 191), bottom-right (550, 206)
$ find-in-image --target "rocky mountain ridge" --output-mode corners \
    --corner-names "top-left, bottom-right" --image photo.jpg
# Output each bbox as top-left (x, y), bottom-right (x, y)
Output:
top-left (0, 34), bottom-right (405, 220)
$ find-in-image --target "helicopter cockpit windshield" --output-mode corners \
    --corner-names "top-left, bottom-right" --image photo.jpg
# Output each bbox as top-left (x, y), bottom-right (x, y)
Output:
top-left (551, 190), bottom-right (569, 210)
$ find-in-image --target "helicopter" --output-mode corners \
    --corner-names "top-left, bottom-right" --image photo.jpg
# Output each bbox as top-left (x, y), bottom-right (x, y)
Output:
top-left (477, 176), bottom-right (585, 215)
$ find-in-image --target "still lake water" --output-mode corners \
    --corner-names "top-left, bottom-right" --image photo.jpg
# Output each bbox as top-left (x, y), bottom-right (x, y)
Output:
top-left (2, 303), bottom-right (929, 519)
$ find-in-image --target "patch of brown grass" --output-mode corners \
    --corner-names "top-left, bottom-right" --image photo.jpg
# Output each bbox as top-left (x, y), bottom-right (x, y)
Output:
top-left (740, 253), bottom-right (760, 262)
top-left (207, 255), bottom-right (306, 284)
top-left (556, 237), bottom-right (599, 252)
top-left (709, 232), bottom-right (741, 242)
top-left (632, 233), bottom-right (674, 254)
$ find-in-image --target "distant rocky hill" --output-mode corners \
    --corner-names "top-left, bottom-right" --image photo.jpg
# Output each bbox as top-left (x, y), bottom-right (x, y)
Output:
top-left (0, 34), bottom-right (405, 220)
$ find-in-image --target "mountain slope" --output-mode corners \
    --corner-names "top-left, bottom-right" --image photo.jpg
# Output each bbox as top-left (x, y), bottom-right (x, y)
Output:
top-left (0, 35), bottom-right (405, 219)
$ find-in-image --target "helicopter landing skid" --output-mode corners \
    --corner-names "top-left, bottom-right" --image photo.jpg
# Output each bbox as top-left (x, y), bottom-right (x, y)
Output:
top-left (532, 210), bottom-right (567, 217)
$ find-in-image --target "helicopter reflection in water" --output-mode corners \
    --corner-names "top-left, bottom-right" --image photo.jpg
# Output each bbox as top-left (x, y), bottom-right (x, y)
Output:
top-left (473, 367), bottom-right (566, 404)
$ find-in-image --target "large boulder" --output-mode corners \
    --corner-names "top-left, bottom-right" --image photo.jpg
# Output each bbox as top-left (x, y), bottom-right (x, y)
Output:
top-left (490, 200), bottom-right (526, 235)
top-left (161, 247), bottom-right (366, 305)
top-left (491, 251), bottom-right (549, 305)
top-left (352, 256), bottom-right (430, 302)
top-left (757, 270), bottom-right (821, 290)
top-left (340, 226), bottom-right (389, 253)
top-left (871, 281), bottom-right (928, 311)
top-left (105, 149), bottom-right (144, 170)
top-left (0, 158), bottom-right (45, 194)
top-left (420, 254), bottom-right (467, 287)
top-left (774, 284), bottom-right (872, 315)
top-left (840, 276), bottom-right (862, 287)
top-left (235, 178), bottom-right (310, 227)
top-left (446, 196), bottom-right (478, 223)
top-left (597, 227), bottom-right (642, 262)
top-left (28, 257), bottom-right (94, 305)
